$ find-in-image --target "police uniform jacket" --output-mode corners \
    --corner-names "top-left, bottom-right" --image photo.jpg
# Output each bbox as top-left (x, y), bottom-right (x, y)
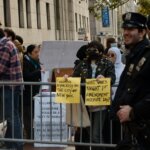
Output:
top-left (112, 38), bottom-right (150, 121)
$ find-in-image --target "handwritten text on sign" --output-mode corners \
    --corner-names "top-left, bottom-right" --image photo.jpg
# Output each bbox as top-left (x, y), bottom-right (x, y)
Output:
top-left (85, 78), bottom-right (111, 106)
top-left (34, 93), bottom-right (67, 147)
top-left (56, 77), bottom-right (81, 103)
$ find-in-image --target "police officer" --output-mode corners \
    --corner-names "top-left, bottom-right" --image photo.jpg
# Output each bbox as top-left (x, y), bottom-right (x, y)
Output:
top-left (112, 12), bottom-right (150, 150)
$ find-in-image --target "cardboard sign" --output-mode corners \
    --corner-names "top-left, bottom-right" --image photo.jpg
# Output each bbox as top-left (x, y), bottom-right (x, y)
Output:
top-left (56, 77), bottom-right (81, 103)
top-left (85, 78), bottom-right (111, 106)
top-left (51, 68), bottom-right (74, 91)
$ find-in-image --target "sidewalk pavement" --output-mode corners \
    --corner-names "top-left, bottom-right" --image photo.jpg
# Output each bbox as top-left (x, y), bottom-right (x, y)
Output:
top-left (0, 144), bottom-right (75, 150)
top-left (24, 144), bottom-right (75, 150)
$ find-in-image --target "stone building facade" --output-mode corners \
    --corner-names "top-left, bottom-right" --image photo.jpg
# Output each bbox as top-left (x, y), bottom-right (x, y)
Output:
top-left (0, 0), bottom-right (90, 45)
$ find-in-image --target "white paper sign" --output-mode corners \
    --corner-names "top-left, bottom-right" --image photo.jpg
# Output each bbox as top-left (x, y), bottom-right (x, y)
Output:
top-left (34, 92), bottom-right (67, 147)
top-left (40, 41), bottom-right (88, 69)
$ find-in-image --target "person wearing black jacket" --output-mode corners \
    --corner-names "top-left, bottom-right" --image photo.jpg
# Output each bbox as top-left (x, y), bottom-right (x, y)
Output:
top-left (73, 41), bottom-right (116, 150)
top-left (112, 12), bottom-right (150, 150)
top-left (23, 44), bottom-right (44, 139)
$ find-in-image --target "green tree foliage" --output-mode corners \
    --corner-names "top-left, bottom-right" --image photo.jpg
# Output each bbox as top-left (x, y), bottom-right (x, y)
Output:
top-left (89, 0), bottom-right (150, 18)
top-left (137, 0), bottom-right (150, 15)
top-left (89, 0), bottom-right (129, 18)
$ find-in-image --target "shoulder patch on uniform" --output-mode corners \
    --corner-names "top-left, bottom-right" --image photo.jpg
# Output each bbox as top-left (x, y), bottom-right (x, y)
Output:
top-left (136, 57), bottom-right (146, 71)
top-left (127, 64), bottom-right (134, 75)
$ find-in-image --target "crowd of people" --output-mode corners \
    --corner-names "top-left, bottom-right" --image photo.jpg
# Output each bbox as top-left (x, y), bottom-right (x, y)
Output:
top-left (0, 12), bottom-right (150, 150)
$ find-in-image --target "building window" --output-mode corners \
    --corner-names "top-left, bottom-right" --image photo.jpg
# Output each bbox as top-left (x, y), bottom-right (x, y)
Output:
top-left (87, 17), bottom-right (89, 32)
top-left (55, 0), bottom-right (60, 30)
top-left (75, 13), bottom-right (78, 32)
top-left (18, 0), bottom-right (24, 28)
top-left (3, 0), bottom-right (11, 27)
top-left (79, 14), bottom-right (81, 28)
top-left (36, 0), bottom-right (41, 29)
top-left (46, 3), bottom-right (51, 30)
top-left (82, 16), bottom-right (86, 28)
top-left (26, 0), bottom-right (32, 28)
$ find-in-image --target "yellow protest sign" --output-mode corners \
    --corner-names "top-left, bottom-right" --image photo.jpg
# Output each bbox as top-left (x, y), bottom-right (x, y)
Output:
top-left (56, 77), bottom-right (81, 103)
top-left (85, 78), bottom-right (111, 106)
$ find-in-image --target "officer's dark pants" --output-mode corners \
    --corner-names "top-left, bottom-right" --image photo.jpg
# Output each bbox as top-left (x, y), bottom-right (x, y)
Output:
top-left (103, 109), bottom-right (122, 150)
top-left (115, 123), bottom-right (150, 150)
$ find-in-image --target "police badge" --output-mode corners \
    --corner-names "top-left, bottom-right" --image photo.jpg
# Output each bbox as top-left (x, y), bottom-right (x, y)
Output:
top-left (125, 12), bottom-right (131, 21)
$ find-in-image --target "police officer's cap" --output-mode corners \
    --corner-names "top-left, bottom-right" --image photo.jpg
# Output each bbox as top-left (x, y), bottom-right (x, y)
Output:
top-left (147, 15), bottom-right (150, 30)
top-left (122, 12), bottom-right (147, 29)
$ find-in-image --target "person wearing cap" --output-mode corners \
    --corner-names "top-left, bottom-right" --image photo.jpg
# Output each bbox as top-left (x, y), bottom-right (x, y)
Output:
top-left (112, 12), bottom-right (150, 149)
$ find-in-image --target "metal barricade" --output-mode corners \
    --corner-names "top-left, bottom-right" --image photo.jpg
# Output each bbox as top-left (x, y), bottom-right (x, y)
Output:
top-left (0, 81), bottom-right (121, 149)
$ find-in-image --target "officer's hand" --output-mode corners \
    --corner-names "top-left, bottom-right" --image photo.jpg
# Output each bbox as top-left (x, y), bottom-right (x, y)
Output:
top-left (117, 105), bottom-right (132, 123)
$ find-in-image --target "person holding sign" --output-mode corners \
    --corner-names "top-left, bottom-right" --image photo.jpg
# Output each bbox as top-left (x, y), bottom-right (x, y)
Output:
top-left (72, 41), bottom-right (116, 150)
top-left (112, 12), bottom-right (150, 150)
